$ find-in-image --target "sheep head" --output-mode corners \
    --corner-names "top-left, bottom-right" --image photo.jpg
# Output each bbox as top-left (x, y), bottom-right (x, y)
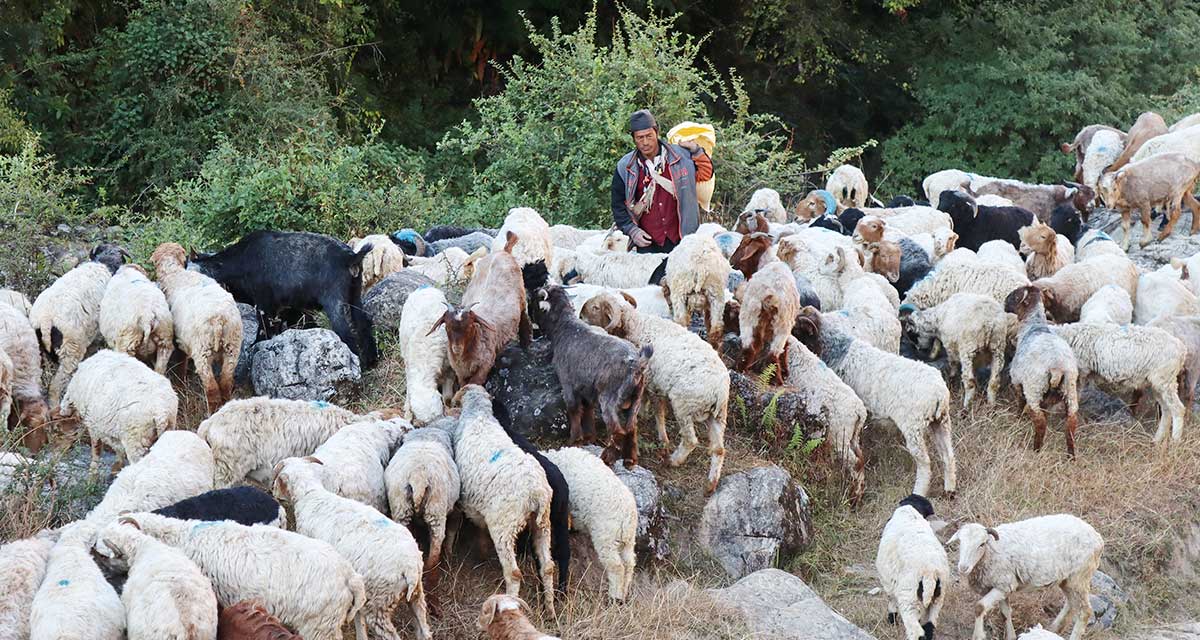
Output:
top-left (730, 232), bottom-right (773, 279)
top-left (735, 210), bottom-right (771, 235)
top-left (1003, 285), bottom-right (1043, 319)
top-left (853, 216), bottom-right (886, 244)
top-left (1066, 181), bottom-right (1096, 214)
top-left (935, 229), bottom-right (959, 259)
top-left (580, 292), bottom-right (633, 338)
top-left (938, 190), bottom-right (978, 226)
top-left (791, 306), bottom-right (823, 356)
top-left (897, 493), bottom-right (935, 519)
top-left (150, 242), bottom-right (188, 271)
top-left (1017, 221), bottom-right (1056, 257)
top-left (1097, 171), bottom-right (1121, 208)
top-left (899, 304), bottom-right (937, 351)
top-left (795, 189), bottom-right (838, 221)
top-left (19, 398), bottom-right (51, 454)
top-left (947, 522), bottom-right (999, 576)
top-left (775, 237), bottom-right (807, 270)
top-left (478, 594), bottom-right (537, 633)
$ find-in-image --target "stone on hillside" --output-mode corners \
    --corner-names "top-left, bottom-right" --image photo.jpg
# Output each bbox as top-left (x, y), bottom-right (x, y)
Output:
top-left (699, 465), bottom-right (813, 579)
top-left (583, 445), bottom-right (670, 560)
top-left (1128, 623), bottom-right (1200, 640)
top-left (1089, 570), bottom-right (1129, 630)
top-left (251, 329), bottom-right (360, 401)
top-left (234, 303), bottom-right (259, 385)
top-left (362, 270), bottom-right (437, 332)
top-left (485, 337), bottom-right (567, 439)
top-left (707, 568), bottom-right (875, 640)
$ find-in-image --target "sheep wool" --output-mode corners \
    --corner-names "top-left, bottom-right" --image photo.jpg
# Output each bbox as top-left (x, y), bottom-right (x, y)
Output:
top-left (823, 278), bottom-right (902, 353)
top-left (308, 417), bottom-right (411, 512)
top-left (385, 426), bottom-right (461, 570)
top-left (0, 534), bottom-right (54, 640)
top-left (549, 224), bottom-right (606, 249)
top-left (1079, 285), bottom-right (1133, 325)
top-left (663, 233), bottom-right (731, 346)
top-left (85, 430), bottom-right (215, 526)
top-left (739, 261), bottom-right (802, 383)
top-left (400, 286), bottom-right (456, 425)
top-left (99, 264), bottom-right (174, 374)
top-left (565, 283), bottom-right (672, 319)
top-left (1033, 254), bottom-right (1138, 323)
top-left (977, 240), bottom-right (1027, 275)
top-left (826, 165), bottom-right (869, 208)
top-left (29, 261), bottom-right (112, 409)
top-left (1134, 269), bottom-right (1200, 324)
top-left (743, 187), bottom-right (789, 222)
top-left (901, 293), bottom-right (1012, 406)
top-left (0, 302), bottom-right (49, 447)
top-left (571, 246), bottom-right (667, 288)
top-left (0, 289), bottom-right (32, 317)
top-left (30, 522), bottom-right (125, 640)
top-left (875, 498), bottom-right (949, 640)
top-left (903, 256), bottom-right (1030, 310)
top-left (354, 234), bottom-right (407, 291)
top-left (1006, 286), bottom-right (1081, 455)
top-left (407, 246), bottom-right (486, 287)
top-left (1081, 130), bottom-right (1125, 191)
top-left (492, 207), bottom-right (554, 268)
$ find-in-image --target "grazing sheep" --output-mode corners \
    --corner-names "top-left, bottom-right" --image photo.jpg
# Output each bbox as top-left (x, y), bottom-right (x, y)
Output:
top-left (217, 600), bottom-right (302, 640)
top-left (977, 240), bottom-right (1027, 276)
top-left (385, 426), bottom-right (461, 571)
top-left (0, 302), bottom-right (51, 452)
top-left (153, 486), bottom-right (287, 528)
top-left (399, 286), bottom-right (456, 425)
top-left (1098, 152), bottom-right (1200, 248)
top-left (1134, 268), bottom-right (1200, 324)
top-left (1149, 315), bottom-right (1200, 420)
top-left (900, 293), bottom-right (1012, 406)
top-left (30, 522), bottom-right (125, 640)
top-left (151, 242), bottom-right (242, 411)
top-left (1107, 111), bottom-right (1169, 173)
top-left (876, 494), bottom-right (949, 640)
top-left (1031, 254), bottom-right (1139, 323)
top-left (117, 511), bottom-right (367, 640)
top-left (0, 533), bottom-right (54, 640)
top-left (938, 191), bottom-right (1036, 252)
top-left (477, 594), bottom-right (561, 640)
top-left (793, 307), bottom-right (956, 497)
top-left (84, 431), bottom-right (215, 526)
top-left (1061, 124), bottom-right (1127, 183)
top-left (354, 234), bottom-right (407, 291)
top-left (1018, 221), bottom-right (1075, 279)
top-left (1005, 286), bottom-right (1081, 455)
top-left (738, 261), bottom-right (802, 384)
top-left (949, 515), bottom-right (1103, 640)
top-left (1078, 285), bottom-right (1133, 325)
top-left (542, 447), bottom-right (637, 601)
top-left (307, 417), bottom-right (410, 511)
top-left (29, 256), bottom-right (116, 408)
top-left (58, 350), bottom-right (178, 478)
top-left (493, 207), bottom-right (554, 270)
top-left (99, 264), bottom-right (174, 374)
top-left (273, 457), bottom-right (431, 640)
top-left (825, 277), bottom-right (902, 353)
top-left (827, 164), bottom-right (869, 208)
top-left (580, 291), bottom-right (729, 493)
top-left (663, 233), bottom-right (730, 346)
top-left (93, 520), bottom-right (218, 640)
top-left (902, 256), bottom-right (1030, 310)
top-left (743, 187), bottom-right (789, 223)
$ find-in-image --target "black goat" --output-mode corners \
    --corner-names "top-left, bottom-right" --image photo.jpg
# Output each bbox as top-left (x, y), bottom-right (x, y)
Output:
top-left (937, 191), bottom-right (1034, 252)
top-left (808, 214), bottom-right (844, 234)
top-left (1049, 202), bottom-right (1086, 244)
top-left (90, 243), bottom-right (131, 274)
top-left (389, 228), bottom-right (426, 256)
top-left (838, 208), bottom-right (867, 236)
top-left (885, 195), bottom-right (917, 208)
top-left (153, 486), bottom-right (285, 527)
top-left (189, 230), bottom-right (378, 367)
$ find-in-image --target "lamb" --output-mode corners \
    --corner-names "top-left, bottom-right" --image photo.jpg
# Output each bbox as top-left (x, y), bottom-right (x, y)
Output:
top-left (738, 261), bottom-right (802, 384)
top-left (93, 520), bottom-right (218, 640)
top-left (536, 285), bottom-right (651, 465)
top-left (1106, 111), bottom-right (1169, 173)
top-left (938, 191), bottom-right (1035, 252)
top-left (273, 457), bottom-right (431, 640)
top-left (0, 302), bottom-right (51, 452)
top-left (449, 384), bottom-right (556, 612)
top-left (1004, 286), bottom-right (1081, 455)
top-left (0, 533), bottom-right (54, 640)
top-left (902, 256), bottom-right (1030, 310)
top-left (900, 293), bottom-right (1012, 406)
top-left (197, 396), bottom-right (383, 487)
top-left (570, 245), bottom-right (667, 288)
top-left (579, 292), bottom-right (729, 493)
top-left (1031, 254), bottom-right (1139, 323)
top-left (399, 286), bottom-right (456, 425)
top-left (151, 242), bottom-right (242, 411)
top-left (825, 277), bottom-right (902, 353)
top-left (971, 179), bottom-right (1095, 222)
top-left (1018, 221), bottom-right (1075, 279)
top-left (429, 231), bottom-right (532, 387)
top-left (793, 306), bottom-right (956, 497)
top-left (307, 417), bottom-right (410, 511)
top-left (58, 349), bottom-right (178, 477)
top-left (353, 234), bottom-right (407, 290)
top-left (1097, 152), bottom-right (1200, 248)
top-left (385, 426), bottom-right (461, 571)
top-left (493, 207), bottom-right (554, 270)
top-left (29, 255), bottom-right (116, 408)
top-left (153, 486), bottom-right (287, 528)
top-left (477, 594), bottom-right (561, 640)
top-left (0, 289), bottom-right (32, 317)
top-left (116, 511), bottom-right (368, 640)
top-left (406, 246), bottom-right (487, 287)
top-left (662, 233), bottom-right (730, 346)
top-left (1134, 268), bottom-right (1200, 324)
top-left (1052, 321), bottom-right (1187, 444)
top-left (84, 430), bottom-right (215, 525)
top-left (977, 240), bottom-right (1027, 275)
top-left (875, 494), bottom-right (949, 640)
top-left (217, 600), bottom-right (302, 640)
top-left (1078, 285), bottom-right (1133, 325)
top-left (827, 164), bottom-right (870, 208)
top-left (1061, 124), bottom-right (1127, 183)
top-left (949, 515), bottom-right (1103, 640)
top-left (743, 187), bottom-right (789, 222)
top-left (98, 264), bottom-right (174, 375)
top-left (30, 522), bottom-right (125, 640)
top-left (1079, 129), bottom-right (1125, 192)
top-left (542, 447), bottom-right (637, 601)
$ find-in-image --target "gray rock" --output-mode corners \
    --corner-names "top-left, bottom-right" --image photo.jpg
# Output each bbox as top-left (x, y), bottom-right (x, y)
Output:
top-left (706, 568), bottom-right (875, 640)
top-left (582, 445), bottom-right (670, 560)
top-left (699, 465), bottom-right (813, 579)
top-left (1086, 206), bottom-right (1200, 272)
top-left (56, 223), bottom-right (72, 235)
top-left (485, 337), bottom-right (568, 439)
top-left (362, 270), bottom-right (438, 332)
top-left (1089, 570), bottom-right (1128, 630)
top-left (1168, 520), bottom-right (1200, 581)
top-left (234, 303), bottom-right (259, 385)
top-left (1128, 623), bottom-right (1200, 640)
top-left (250, 329), bottom-right (361, 401)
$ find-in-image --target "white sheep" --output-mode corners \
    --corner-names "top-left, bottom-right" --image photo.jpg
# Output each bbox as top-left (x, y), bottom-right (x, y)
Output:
top-left (197, 396), bottom-right (382, 487)
top-left (550, 224), bottom-right (606, 249)
top-left (1018, 626), bottom-right (1065, 640)
top-left (827, 165), bottom-right (869, 208)
top-left (1073, 230), bottom-right (1125, 262)
top-left (58, 349), bottom-right (178, 477)
top-left (84, 430), bottom-right (215, 526)
top-left (0, 533), bottom-right (54, 640)
top-left (99, 264), bottom-right (174, 374)
top-left (451, 385), bottom-right (556, 613)
top-left (1134, 268), bottom-right (1200, 324)
top-left (565, 283), bottom-right (672, 319)
top-left (1033, 254), bottom-right (1139, 323)
top-left (922, 169), bottom-right (973, 207)
top-left (93, 520), bottom-right (218, 640)
top-left (578, 228), bottom-right (631, 253)
top-left (399, 286), bottom-right (456, 425)
top-left (0, 288), bottom-right (32, 317)
top-left (385, 425), bottom-right (461, 570)
top-left (542, 447), bottom-right (637, 600)
top-left (875, 495), bottom-right (949, 640)
top-left (308, 417), bottom-right (410, 512)
top-left (578, 292), bottom-right (729, 493)
top-left (549, 246), bottom-right (578, 284)
top-left (30, 521), bottom-right (125, 640)
top-left (1129, 124), bottom-right (1200, 165)
top-left (1005, 286), bottom-right (1081, 455)
top-left (903, 256), bottom-right (1030, 309)
top-left (976, 194), bottom-right (1014, 207)
top-left (900, 293), bottom-right (1013, 406)
top-left (493, 207), bottom-right (554, 268)
top-left (738, 260), bottom-right (802, 384)
top-left (949, 515), bottom-right (1103, 640)
top-left (823, 277), bottom-right (902, 353)
top-left (570, 246), bottom-right (666, 288)
top-left (1078, 285), bottom-right (1133, 325)
top-left (407, 246), bottom-right (487, 287)
top-left (663, 233), bottom-right (730, 346)
top-left (977, 240), bottom-right (1027, 275)
top-left (0, 302), bottom-right (50, 449)
top-left (29, 261), bottom-right (112, 408)
top-left (151, 243), bottom-right (242, 411)
top-left (273, 457), bottom-right (431, 640)
top-left (907, 228), bottom-right (959, 264)
top-left (743, 187), bottom-right (789, 222)
top-left (118, 511), bottom-right (367, 640)
top-left (878, 207), bottom-right (954, 237)
top-left (1080, 129), bottom-right (1125, 191)
top-left (694, 222), bottom-right (728, 237)
top-left (353, 234), bottom-right (407, 291)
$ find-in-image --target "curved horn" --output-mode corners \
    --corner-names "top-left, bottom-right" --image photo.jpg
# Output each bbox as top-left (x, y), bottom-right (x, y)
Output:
top-left (986, 527), bottom-right (1000, 540)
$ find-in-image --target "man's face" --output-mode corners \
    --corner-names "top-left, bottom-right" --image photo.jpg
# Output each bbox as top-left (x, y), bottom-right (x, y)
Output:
top-left (633, 128), bottom-right (658, 159)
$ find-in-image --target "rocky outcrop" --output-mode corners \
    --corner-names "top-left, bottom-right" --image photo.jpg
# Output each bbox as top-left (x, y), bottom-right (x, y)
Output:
top-left (362, 270), bottom-right (437, 332)
top-left (234, 303), bottom-right (259, 385)
top-left (485, 337), bottom-right (568, 439)
top-left (250, 329), bottom-right (361, 402)
top-left (699, 465), bottom-right (813, 579)
top-left (707, 568), bottom-right (876, 640)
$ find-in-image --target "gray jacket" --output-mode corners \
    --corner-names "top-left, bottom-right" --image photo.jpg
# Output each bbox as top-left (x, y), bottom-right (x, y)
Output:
top-left (611, 141), bottom-right (701, 239)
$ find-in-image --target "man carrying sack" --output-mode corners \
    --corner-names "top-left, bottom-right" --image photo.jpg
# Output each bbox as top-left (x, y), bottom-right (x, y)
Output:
top-left (611, 109), bottom-right (713, 253)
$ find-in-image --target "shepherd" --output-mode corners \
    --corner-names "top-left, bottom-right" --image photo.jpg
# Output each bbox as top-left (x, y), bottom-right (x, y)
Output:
top-left (611, 109), bottom-right (713, 254)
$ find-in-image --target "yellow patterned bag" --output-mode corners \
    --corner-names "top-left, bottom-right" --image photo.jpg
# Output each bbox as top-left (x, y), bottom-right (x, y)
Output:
top-left (667, 122), bottom-right (716, 212)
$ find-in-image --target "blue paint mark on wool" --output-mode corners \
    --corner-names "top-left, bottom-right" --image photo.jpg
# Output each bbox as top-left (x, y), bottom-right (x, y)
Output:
top-left (58, 579), bottom-right (69, 587)
top-left (191, 521), bottom-right (219, 535)
top-left (815, 190), bottom-right (838, 216)
top-left (837, 309), bottom-right (850, 317)
top-left (373, 517), bottom-right (392, 528)
top-left (394, 229), bottom-right (420, 242)
top-left (310, 400), bottom-right (331, 409)
top-left (489, 450), bottom-right (503, 463)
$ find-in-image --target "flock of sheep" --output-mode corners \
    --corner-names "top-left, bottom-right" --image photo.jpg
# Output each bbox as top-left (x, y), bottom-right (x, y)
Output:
top-left (1, 108), bottom-right (1200, 640)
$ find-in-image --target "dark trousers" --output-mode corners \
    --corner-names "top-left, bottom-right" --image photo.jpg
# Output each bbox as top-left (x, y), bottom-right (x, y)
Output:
top-left (636, 237), bottom-right (678, 254)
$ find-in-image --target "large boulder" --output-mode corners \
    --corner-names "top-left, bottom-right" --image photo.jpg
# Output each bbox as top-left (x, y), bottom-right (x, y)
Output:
top-left (234, 303), bottom-right (259, 385)
top-left (485, 337), bottom-right (568, 439)
top-left (582, 445), bottom-right (670, 560)
top-left (706, 568), bottom-right (875, 640)
top-left (362, 270), bottom-right (437, 332)
top-left (250, 329), bottom-right (361, 402)
top-left (699, 465), bottom-right (813, 579)
top-left (1089, 570), bottom-right (1129, 630)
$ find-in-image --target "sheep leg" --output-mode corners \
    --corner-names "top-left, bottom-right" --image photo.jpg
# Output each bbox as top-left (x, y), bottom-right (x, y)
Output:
top-left (192, 352), bottom-right (222, 413)
top-left (666, 414), bottom-right (699, 469)
top-left (518, 310), bottom-right (533, 348)
top-left (407, 580), bottom-right (433, 640)
top-left (986, 343), bottom-right (1005, 405)
top-left (153, 342), bottom-right (172, 376)
top-left (899, 605), bottom-right (925, 640)
top-left (1050, 581), bottom-right (1073, 633)
top-left (530, 514), bottom-right (557, 616)
top-left (924, 590), bottom-right (945, 635)
top-left (899, 422), bottom-right (933, 497)
top-left (1138, 207), bottom-right (1156, 247)
top-left (1030, 404), bottom-right (1048, 451)
top-left (425, 513), bottom-right (447, 572)
top-left (620, 539), bottom-right (636, 599)
top-left (706, 295), bottom-right (725, 348)
top-left (959, 348), bottom-right (977, 407)
top-left (48, 340), bottom-right (85, 410)
top-left (364, 595), bottom-right (401, 640)
top-left (704, 413), bottom-right (727, 495)
top-left (998, 599), bottom-right (1016, 640)
top-left (217, 334), bottom-right (238, 402)
top-left (655, 396), bottom-right (672, 451)
top-left (1184, 190), bottom-right (1200, 234)
top-left (1064, 588), bottom-right (1091, 640)
top-left (88, 436), bottom-right (102, 480)
top-left (491, 529), bottom-right (523, 597)
top-left (972, 589), bottom-right (1007, 640)
top-left (1158, 200), bottom-right (1182, 241)
top-left (595, 534), bottom-right (629, 602)
top-left (930, 414), bottom-right (956, 496)
top-left (565, 397), bottom-right (584, 445)
top-left (581, 402), bottom-right (598, 445)
top-left (1120, 209), bottom-right (1133, 251)
top-left (1155, 382), bottom-right (1187, 442)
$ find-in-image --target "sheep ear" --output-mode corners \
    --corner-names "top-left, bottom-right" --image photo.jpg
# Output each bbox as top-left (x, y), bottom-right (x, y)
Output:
top-left (947, 529), bottom-right (960, 545)
top-left (117, 515), bottom-right (141, 530)
top-left (515, 596), bottom-right (533, 615)
top-left (986, 527), bottom-right (1000, 540)
top-left (303, 456), bottom-right (324, 466)
top-left (426, 313), bottom-right (449, 337)
top-left (479, 597), bottom-right (499, 627)
top-left (620, 291), bottom-right (638, 308)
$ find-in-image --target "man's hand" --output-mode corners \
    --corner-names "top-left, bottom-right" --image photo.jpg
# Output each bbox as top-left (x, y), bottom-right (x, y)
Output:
top-left (628, 227), bottom-right (652, 248)
top-left (677, 140), bottom-right (702, 155)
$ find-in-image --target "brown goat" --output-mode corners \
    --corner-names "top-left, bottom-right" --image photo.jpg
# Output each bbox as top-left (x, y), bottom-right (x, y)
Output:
top-left (217, 600), bottom-right (301, 640)
top-left (1098, 152), bottom-right (1200, 249)
top-left (729, 232), bottom-right (774, 279)
top-left (734, 210), bottom-right (771, 235)
top-left (794, 189), bottom-right (836, 221)
top-left (853, 216), bottom-right (886, 243)
top-left (972, 180), bottom-right (1096, 222)
top-left (737, 262), bottom-right (801, 384)
top-left (1017, 220), bottom-right (1072, 279)
top-left (429, 231), bottom-right (532, 387)
top-left (1105, 111), bottom-right (1168, 174)
top-left (1061, 124), bottom-right (1127, 182)
top-left (863, 240), bottom-right (901, 283)
top-left (477, 594), bottom-right (560, 640)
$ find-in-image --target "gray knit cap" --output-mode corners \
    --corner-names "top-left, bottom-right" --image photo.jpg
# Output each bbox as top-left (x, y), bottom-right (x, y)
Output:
top-left (629, 109), bottom-right (658, 133)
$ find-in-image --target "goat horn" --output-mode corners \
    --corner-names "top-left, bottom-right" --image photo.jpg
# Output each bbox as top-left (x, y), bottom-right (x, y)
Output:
top-left (986, 527), bottom-right (1000, 540)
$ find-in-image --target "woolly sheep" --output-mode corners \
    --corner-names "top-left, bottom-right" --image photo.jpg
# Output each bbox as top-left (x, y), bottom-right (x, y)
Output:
top-left (949, 515), bottom-right (1103, 640)
top-left (399, 286), bottom-right (456, 425)
top-left (743, 187), bottom-right (789, 222)
top-left (663, 233), bottom-right (730, 347)
top-left (1134, 268), bottom-right (1200, 324)
top-left (59, 350), bottom-right (178, 478)
top-left (570, 246), bottom-right (666, 288)
top-left (578, 228), bottom-right (631, 253)
top-left (1079, 285), bottom-right (1133, 325)
top-left (1018, 221), bottom-right (1075, 279)
top-left (153, 486), bottom-right (287, 528)
top-left (385, 426), bottom-right (460, 570)
top-left (978, 240), bottom-right (1027, 275)
top-left (1129, 118), bottom-right (1200, 165)
top-left (1149, 315), bottom-right (1200, 419)
top-left (825, 277), bottom-right (902, 353)
top-left (99, 264), bottom-right (174, 374)
top-left (1073, 229), bottom-right (1125, 262)
top-left (29, 260), bottom-right (113, 409)
top-left (922, 169), bottom-right (973, 207)
top-left (0, 303), bottom-right (50, 452)
top-left (151, 243), bottom-right (242, 411)
top-left (1005, 286), bottom-right (1081, 455)
top-left (902, 255), bottom-right (1030, 310)
top-left (478, 594), bottom-right (561, 640)
top-left (273, 457), bottom-right (430, 640)
top-left (1032, 254), bottom-right (1138, 323)
top-left (407, 246), bottom-right (487, 287)
top-left (354, 234), bottom-right (407, 291)
top-left (84, 430), bottom-right (215, 525)
top-left (1062, 125), bottom-right (1127, 183)
top-left (0, 533), bottom-right (54, 640)
top-left (793, 308), bottom-right (956, 497)
top-left (907, 228), bottom-right (959, 265)
top-left (876, 207), bottom-right (954, 237)
top-left (93, 520), bottom-right (218, 640)
top-left (900, 293), bottom-right (1012, 406)
top-left (694, 222), bottom-right (728, 237)
top-left (493, 207), bottom-right (554, 269)
top-left (876, 495), bottom-right (949, 640)
top-left (827, 165), bottom-right (869, 208)
top-left (1080, 129), bottom-right (1125, 191)
top-left (308, 417), bottom-right (410, 512)
top-left (0, 289), bottom-right (32, 317)
top-left (564, 283), bottom-right (672, 319)
top-left (118, 511), bottom-right (367, 640)
top-left (549, 224), bottom-right (605, 249)
top-left (30, 522), bottom-right (125, 640)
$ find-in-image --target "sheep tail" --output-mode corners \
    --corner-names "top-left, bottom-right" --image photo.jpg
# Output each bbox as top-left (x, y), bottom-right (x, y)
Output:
top-left (918, 573), bottom-right (940, 609)
top-left (409, 475), bottom-right (430, 516)
top-left (1048, 368), bottom-right (1064, 390)
top-left (348, 573), bottom-right (368, 639)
